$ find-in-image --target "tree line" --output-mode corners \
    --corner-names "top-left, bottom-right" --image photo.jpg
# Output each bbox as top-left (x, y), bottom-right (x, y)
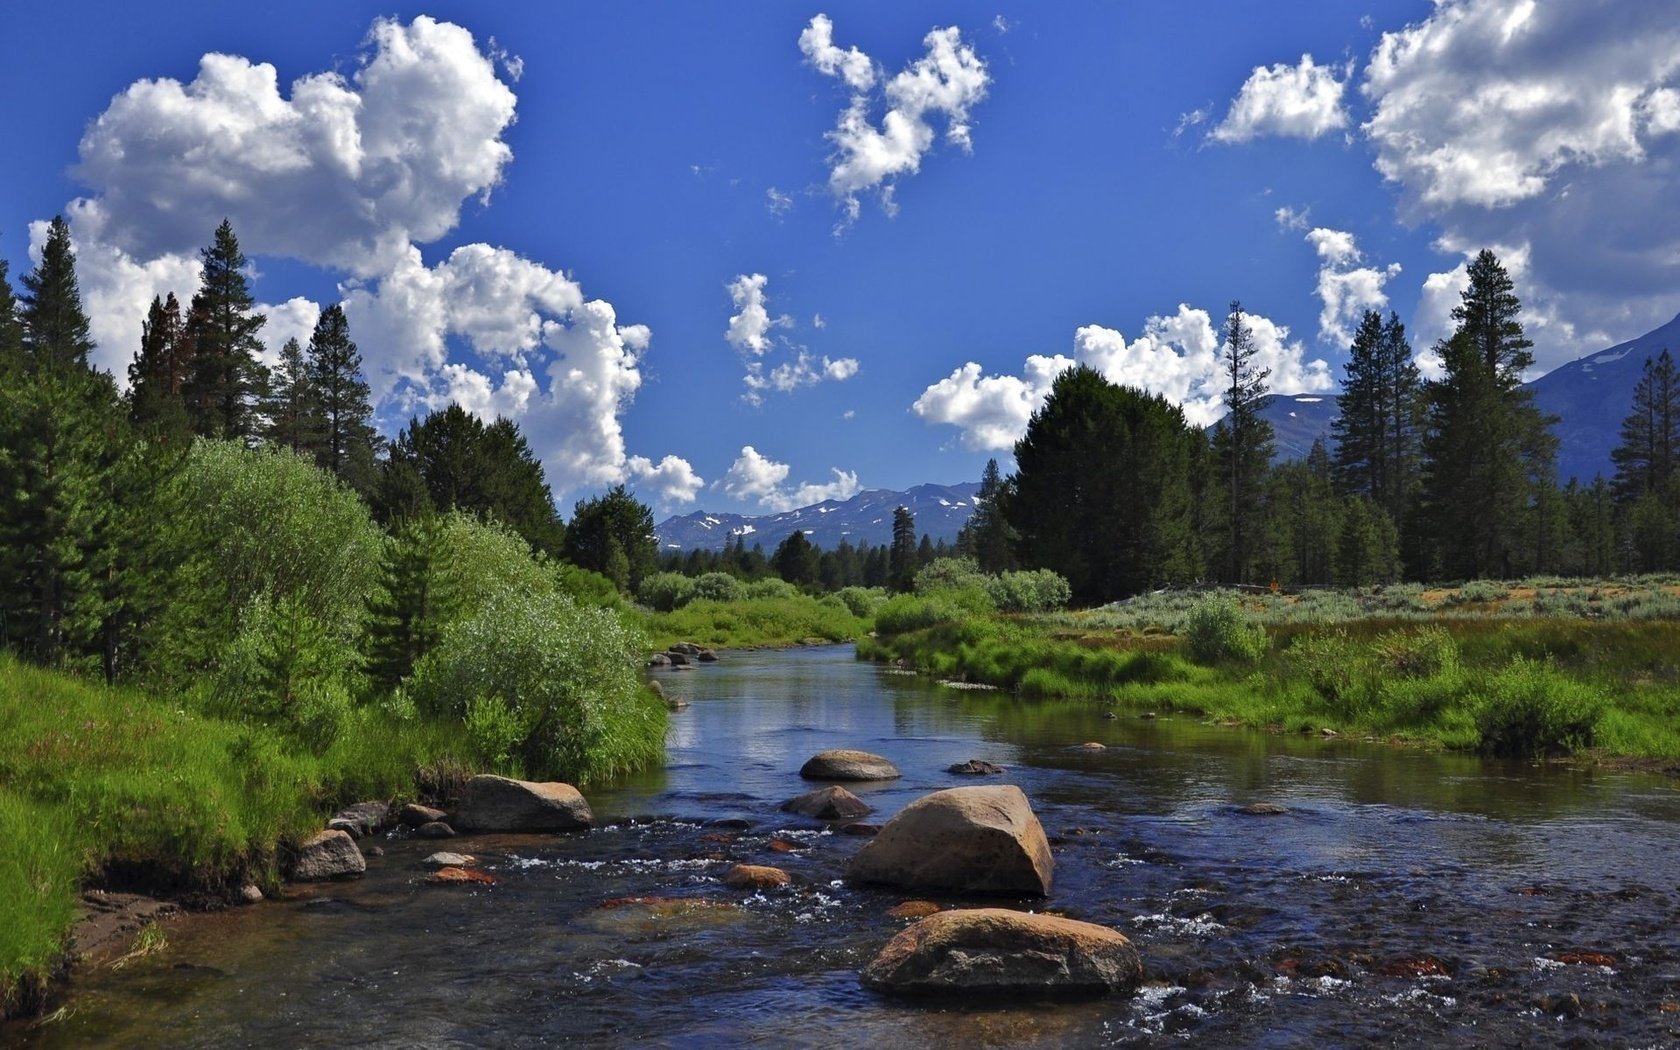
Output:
top-left (958, 250), bottom-right (1678, 605)
top-left (0, 217), bottom-right (666, 683)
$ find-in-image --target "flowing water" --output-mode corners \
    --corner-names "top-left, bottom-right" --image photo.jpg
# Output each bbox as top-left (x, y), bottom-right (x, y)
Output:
top-left (15, 645), bottom-right (1680, 1048)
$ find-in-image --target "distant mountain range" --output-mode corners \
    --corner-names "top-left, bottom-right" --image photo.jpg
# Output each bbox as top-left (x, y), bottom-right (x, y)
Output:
top-left (1212, 312), bottom-right (1680, 485)
top-left (658, 314), bottom-right (1680, 553)
top-left (655, 482), bottom-right (982, 552)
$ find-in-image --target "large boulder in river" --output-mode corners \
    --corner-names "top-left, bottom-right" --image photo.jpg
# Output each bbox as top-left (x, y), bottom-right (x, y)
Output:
top-left (800, 749), bottom-right (901, 781)
top-left (848, 785), bottom-right (1053, 896)
top-left (452, 774), bottom-right (593, 832)
top-left (782, 785), bottom-right (872, 821)
top-left (291, 829), bottom-right (366, 881)
top-left (861, 908), bottom-right (1142, 998)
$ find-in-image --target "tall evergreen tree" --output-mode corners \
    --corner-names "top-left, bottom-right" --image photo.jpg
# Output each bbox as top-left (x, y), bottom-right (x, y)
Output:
top-left (304, 304), bottom-right (378, 492)
top-left (1610, 350), bottom-right (1680, 506)
top-left (888, 505), bottom-right (918, 592)
top-left (1006, 365), bottom-right (1198, 603)
top-left (263, 337), bottom-right (321, 455)
top-left (771, 529), bottom-right (821, 587)
top-left (182, 219), bottom-right (268, 441)
top-left (1210, 301), bottom-right (1274, 583)
top-left (1332, 309), bottom-right (1421, 522)
top-left (19, 216), bottom-right (95, 376)
top-left (957, 458), bottom-right (1018, 573)
top-left (1419, 250), bottom-right (1557, 578)
top-left (0, 241), bottom-right (23, 374)
top-left (564, 485), bottom-right (657, 593)
top-left (126, 293), bottom-right (192, 442)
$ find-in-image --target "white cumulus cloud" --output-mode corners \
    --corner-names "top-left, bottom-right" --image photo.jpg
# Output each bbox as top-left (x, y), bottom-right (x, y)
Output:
top-left (720, 445), bottom-right (860, 512)
top-left (724, 273), bottom-right (853, 403)
top-left (1211, 54), bottom-right (1348, 143)
top-left (914, 304), bottom-right (1333, 449)
top-left (801, 15), bottom-right (989, 222)
top-left (1302, 227), bottom-right (1402, 346)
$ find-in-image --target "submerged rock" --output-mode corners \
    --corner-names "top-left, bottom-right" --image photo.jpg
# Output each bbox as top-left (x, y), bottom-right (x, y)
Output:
top-left (848, 785), bottom-right (1053, 897)
top-left (723, 864), bottom-right (792, 890)
top-left (417, 821), bottom-right (457, 839)
top-left (782, 785), bottom-right (872, 820)
top-left (428, 866), bottom-right (497, 886)
top-left (860, 908), bottom-right (1142, 998)
top-left (453, 774), bottom-right (593, 832)
top-left (947, 759), bottom-right (1006, 776)
top-left (1239, 803), bottom-right (1288, 816)
top-left (421, 852), bottom-right (476, 867)
top-left (800, 749), bottom-right (902, 781)
top-left (291, 829), bottom-right (366, 881)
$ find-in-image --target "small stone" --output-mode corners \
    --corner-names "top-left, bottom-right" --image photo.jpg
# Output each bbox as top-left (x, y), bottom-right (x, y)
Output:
top-left (417, 821), bottom-right (457, 839)
top-left (707, 818), bottom-right (753, 830)
top-left (841, 822), bottom-right (882, 836)
top-left (667, 697), bottom-right (690, 711)
top-left (291, 829), bottom-right (366, 882)
top-left (1138, 712), bottom-right (1157, 721)
top-left (422, 852), bottom-right (476, 867)
top-left (768, 838), bottom-right (805, 853)
top-left (648, 653), bottom-right (671, 667)
top-left (363, 845), bottom-right (385, 858)
top-left (888, 900), bottom-right (941, 920)
top-left (327, 818), bottom-right (363, 839)
top-left (330, 801), bottom-right (391, 837)
top-left (647, 679), bottom-right (665, 698)
top-left (1070, 742), bottom-right (1106, 752)
top-left (723, 864), bottom-right (792, 890)
top-left (428, 866), bottom-right (497, 886)
top-left (782, 785), bottom-right (872, 820)
top-left (238, 884), bottom-right (264, 904)
top-left (1239, 803), bottom-right (1289, 816)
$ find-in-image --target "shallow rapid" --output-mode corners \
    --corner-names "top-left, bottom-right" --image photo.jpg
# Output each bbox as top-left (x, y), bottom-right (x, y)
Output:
top-left (17, 645), bottom-right (1680, 1048)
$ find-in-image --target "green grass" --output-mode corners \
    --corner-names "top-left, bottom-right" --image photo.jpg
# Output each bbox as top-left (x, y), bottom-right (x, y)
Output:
top-left (863, 587), bottom-right (1680, 764)
top-left (0, 654), bottom-right (472, 1016)
top-left (642, 594), bottom-right (868, 650)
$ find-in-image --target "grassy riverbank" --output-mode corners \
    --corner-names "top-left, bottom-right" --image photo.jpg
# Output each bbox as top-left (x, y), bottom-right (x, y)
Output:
top-left (0, 654), bottom-right (471, 1016)
top-left (641, 590), bottom-right (874, 651)
top-left (859, 578), bottom-right (1680, 763)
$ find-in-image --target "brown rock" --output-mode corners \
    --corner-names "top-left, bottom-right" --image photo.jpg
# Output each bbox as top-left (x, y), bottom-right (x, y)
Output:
top-left (428, 866), bottom-right (497, 886)
top-left (723, 864), bottom-right (792, 890)
top-left (399, 802), bottom-right (448, 827)
top-left (800, 749), bottom-right (902, 781)
top-left (848, 785), bottom-right (1053, 897)
top-left (860, 908), bottom-right (1143, 997)
top-left (417, 821), bottom-right (457, 839)
top-left (1239, 803), bottom-right (1289, 816)
top-left (888, 900), bottom-right (942, 919)
top-left (291, 829), bottom-right (366, 881)
top-left (841, 822), bottom-right (882, 836)
top-left (782, 785), bottom-right (873, 820)
top-left (452, 774), bottom-right (593, 832)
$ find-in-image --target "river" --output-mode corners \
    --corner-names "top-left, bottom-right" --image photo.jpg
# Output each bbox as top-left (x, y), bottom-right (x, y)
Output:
top-left (15, 644), bottom-right (1680, 1047)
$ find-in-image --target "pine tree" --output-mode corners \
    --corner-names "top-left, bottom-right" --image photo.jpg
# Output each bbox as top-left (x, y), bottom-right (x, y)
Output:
top-left (19, 216), bottom-right (95, 376)
top-left (1332, 310), bottom-right (1421, 522)
top-left (263, 337), bottom-right (321, 455)
top-left (563, 485), bottom-right (657, 593)
top-left (1419, 250), bottom-right (1557, 579)
top-left (1210, 301), bottom-right (1274, 583)
top-left (888, 506), bottom-right (918, 592)
top-left (0, 244), bottom-right (23, 375)
top-left (363, 515), bottom-right (457, 692)
top-left (305, 304), bottom-right (378, 492)
top-left (771, 529), bottom-right (821, 587)
top-left (1610, 350), bottom-right (1679, 506)
top-left (957, 458), bottom-right (1018, 574)
top-left (127, 293), bottom-right (193, 442)
top-left (183, 219), bottom-right (268, 441)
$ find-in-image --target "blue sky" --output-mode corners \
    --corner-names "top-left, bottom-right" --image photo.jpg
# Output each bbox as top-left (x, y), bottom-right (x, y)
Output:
top-left (4, 1), bottom-right (1679, 518)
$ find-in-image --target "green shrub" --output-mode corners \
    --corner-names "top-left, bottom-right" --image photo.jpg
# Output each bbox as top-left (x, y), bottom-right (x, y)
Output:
top-left (637, 572), bottom-right (696, 613)
top-left (744, 577), bottom-right (799, 600)
top-left (915, 557), bottom-right (987, 594)
top-left (1288, 630), bottom-right (1359, 707)
top-left (1474, 658), bottom-right (1604, 758)
top-left (985, 569), bottom-right (1073, 613)
top-left (836, 586), bottom-right (885, 618)
top-left (209, 593), bottom-right (361, 749)
top-left (1448, 579), bottom-right (1511, 605)
top-left (1182, 596), bottom-right (1268, 665)
top-left (691, 572), bottom-right (744, 604)
top-left (1371, 626), bottom-right (1459, 678)
top-left (409, 590), bottom-right (665, 783)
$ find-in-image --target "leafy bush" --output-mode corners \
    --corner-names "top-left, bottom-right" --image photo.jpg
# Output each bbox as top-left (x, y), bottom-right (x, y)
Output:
top-left (1474, 657), bottom-right (1604, 758)
top-left (744, 577), bottom-right (799, 601)
top-left (1371, 626), bottom-right (1459, 678)
top-left (637, 571), bottom-right (696, 613)
top-left (1288, 630), bottom-right (1359, 707)
top-left (835, 586), bottom-right (885, 618)
top-left (691, 572), bottom-right (744, 604)
top-left (1182, 596), bottom-right (1268, 665)
top-left (985, 569), bottom-right (1072, 613)
top-left (1448, 579), bottom-right (1511, 605)
top-left (873, 594), bottom-right (971, 635)
top-left (409, 590), bottom-right (665, 783)
top-left (914, 557), bottom-right (987, 594)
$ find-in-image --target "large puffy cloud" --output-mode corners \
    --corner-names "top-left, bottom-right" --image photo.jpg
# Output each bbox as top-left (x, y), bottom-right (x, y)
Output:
top-left (69, 16), bottom-right (516, 276)
top-left (1361, 0), bottom-right (1680, 365)
top-left (724, 272), bottom-right (857, 403)
top-left (914, 304), bottom-right (1333, 449)
top-left (720, 445), bottom-right (860, 512)
top-left (1298, 225), bottom-right (1402, 345)
top-left (1211, 54), bottom-right (1349, 143)
top-left (801, 16), bottom-right (989, 221)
